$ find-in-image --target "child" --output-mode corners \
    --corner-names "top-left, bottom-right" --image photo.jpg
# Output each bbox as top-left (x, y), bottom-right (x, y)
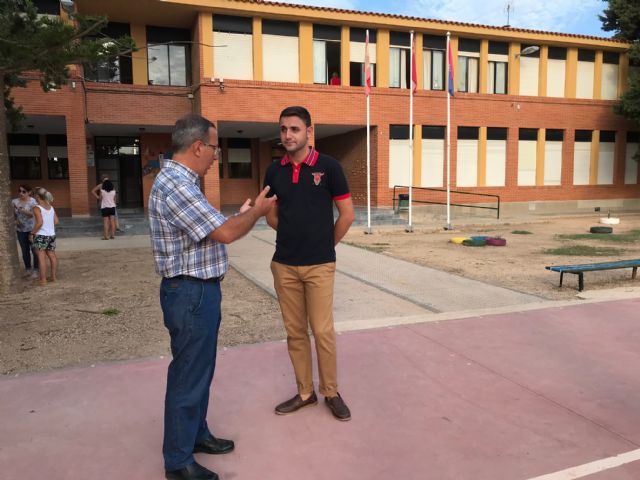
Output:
top-left (30, 187), bottom-right (59, 286)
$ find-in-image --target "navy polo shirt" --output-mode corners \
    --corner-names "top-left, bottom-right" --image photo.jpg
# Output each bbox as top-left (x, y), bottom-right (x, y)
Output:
top-left (263, 147), bottom-right (350, 266)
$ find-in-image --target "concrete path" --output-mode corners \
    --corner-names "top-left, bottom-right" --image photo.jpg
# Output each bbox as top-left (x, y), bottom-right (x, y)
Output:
top-left (2, 298), bottom-right (640, 479)
top-left (228, 230), bottom-right (542, 327)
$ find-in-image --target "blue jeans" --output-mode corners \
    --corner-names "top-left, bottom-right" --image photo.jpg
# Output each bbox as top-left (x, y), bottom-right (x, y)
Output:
top-left (160, 277), bottom-right (222, 470)
top-left (16, 231), bottom-right (38, 270)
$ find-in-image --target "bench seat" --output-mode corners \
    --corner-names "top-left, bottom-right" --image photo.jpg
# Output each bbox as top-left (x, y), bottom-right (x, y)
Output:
top-left (545, 259), bottom-right (640, 291)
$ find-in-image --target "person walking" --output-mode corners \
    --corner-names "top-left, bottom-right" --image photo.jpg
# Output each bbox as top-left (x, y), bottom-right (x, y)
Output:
top-left (29, 187), bottom-right (59, 286)
top-left (12, 184), bottom-right (39, 277)
top-left (264, 106), bottom-right (355, 421)
top-left (149, 113), bottom-right (276, 480)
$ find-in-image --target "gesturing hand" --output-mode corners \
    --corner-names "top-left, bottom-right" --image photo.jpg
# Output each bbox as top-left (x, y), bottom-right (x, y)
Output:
top-left (239, 198), bottom-right (252, 214)
top-left (253, 186), bottom-right (277, 216)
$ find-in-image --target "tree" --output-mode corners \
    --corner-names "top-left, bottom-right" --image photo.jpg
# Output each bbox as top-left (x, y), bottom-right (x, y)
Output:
top-left (0, 0), bottom-right (133, 294)
top-left (600, 0), bottom-right (640, 124)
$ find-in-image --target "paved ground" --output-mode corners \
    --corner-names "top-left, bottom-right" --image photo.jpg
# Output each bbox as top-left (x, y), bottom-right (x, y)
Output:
top-left (3, 227), bottom-right (640, 479)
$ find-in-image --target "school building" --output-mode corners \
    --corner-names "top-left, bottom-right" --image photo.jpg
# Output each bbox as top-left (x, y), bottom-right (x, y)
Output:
top-left (8, 0), bottom-right (639, 217)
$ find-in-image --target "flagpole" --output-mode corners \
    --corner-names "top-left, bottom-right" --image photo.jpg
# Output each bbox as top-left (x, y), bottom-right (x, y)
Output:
top-left (366, 83), bottom-right (371, 234)
top-left (365, 29), bottom-right (372, 235)
top-left (406, 30), bottom-right (414, 233)
top-left (445, 31), bottom-right (452, 230)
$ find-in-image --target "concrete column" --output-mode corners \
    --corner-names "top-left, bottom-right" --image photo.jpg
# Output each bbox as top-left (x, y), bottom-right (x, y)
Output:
top-left (478, 126), bottom-right (487, 186)
top-left (593, 50), bottom-right (603, 100)
top-left (538, 46), bottom-right (548, 97)
top-left (199, 13), bottom-right (213, 82)
top-left (479, 39), bottom-right (488, 94)
top-left (565, 47), bottom-right (578, 98)
top-left (508, 42), bottom-right (520, 95)
top-left (590, 130), bottom-right (600, 185)
top-left (130, 24), bottom-right (148, 86)
top-left (66, 111), bottom-right (90, 216)
top-left (341, 26), bottom-right (350, 86)
top-left (376, 29), bottom-right (390, 88)
top-left (253, 17), bottom-right (263, 81)
top-left (299, 22), bottom-right (313, 84)
top-left (536, 128), bottom-right (545, 186)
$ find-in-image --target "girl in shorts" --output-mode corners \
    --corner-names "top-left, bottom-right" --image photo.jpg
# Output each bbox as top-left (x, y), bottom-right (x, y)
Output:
top-left (30, 187), bottom-right (59, 286)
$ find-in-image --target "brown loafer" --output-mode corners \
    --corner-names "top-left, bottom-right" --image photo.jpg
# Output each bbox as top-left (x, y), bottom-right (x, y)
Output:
top-left (325, 393), bottom-right (351, 421)
top-left (275, 391), bottom-right (318, 415)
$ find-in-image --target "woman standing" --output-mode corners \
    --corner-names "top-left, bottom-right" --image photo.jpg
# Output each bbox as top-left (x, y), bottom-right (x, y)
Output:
top-left (12, 184), bottom-right (39, 277)
top-left (30, 187), bottom-right (59, 286)
top-left (94, 179), bottom-right (117, 240)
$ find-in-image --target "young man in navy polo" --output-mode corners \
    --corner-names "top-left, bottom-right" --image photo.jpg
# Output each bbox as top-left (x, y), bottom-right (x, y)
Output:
top-left (264, 106), bottom-right (355, 421)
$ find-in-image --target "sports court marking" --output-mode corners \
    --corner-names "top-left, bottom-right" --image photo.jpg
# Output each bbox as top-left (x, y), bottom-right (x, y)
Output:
top-left (525, 448), bottom-right (640, 479)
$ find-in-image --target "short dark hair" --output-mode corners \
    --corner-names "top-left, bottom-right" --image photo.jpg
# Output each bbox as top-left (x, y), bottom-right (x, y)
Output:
top-left (279, 106), bottom-right (312, 127)
top-left (102, 179), bottom-right (114, 192)
top-left (172, 113), bottom-right (216, 153)
top-left (19, 184), bottom-right (31, 193)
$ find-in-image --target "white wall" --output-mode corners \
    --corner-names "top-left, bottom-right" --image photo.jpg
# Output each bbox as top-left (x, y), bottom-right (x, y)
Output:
top-left (456, 139), bottom-right (478, 187)
top-left (597, 141), bottom-right (615, 185)
top-left (573, 142), bottom-right (591, 185)
top-left (519, 57), bottom-right (539, 96)
top-left (421, 139), bottom-right (444, 187)
top-left (576, 61), bottom-right (595, 99)
top-left (547, 59), bottom-right (565, 97)
top-left (601, 63), bottom-right (619, 100)
top-left (625, 142), bottom-right (639, 184)
top-left (350, 41), bottom-right (377, 63)
top-left (389, 139), bottom-right (411, 187)
top-left (486, 140), bottom-right (506, 186)
top-left (517, 140), bottom-right (537, 185)
top-left (263, 35), bottom-right (299, 82)
top-left (543, 141), bottom-right (562, 185)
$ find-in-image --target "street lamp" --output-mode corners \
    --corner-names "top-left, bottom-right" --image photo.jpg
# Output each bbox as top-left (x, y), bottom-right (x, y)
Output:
top-left (515, 45), bottom-right (540, 58)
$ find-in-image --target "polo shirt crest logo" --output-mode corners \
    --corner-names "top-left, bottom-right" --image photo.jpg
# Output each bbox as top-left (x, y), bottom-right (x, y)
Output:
top-left (312, 172), bottom-right (325, 186)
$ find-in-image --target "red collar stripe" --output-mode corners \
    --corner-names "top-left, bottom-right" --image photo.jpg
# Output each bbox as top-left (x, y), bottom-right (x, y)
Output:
top-left (280, 147), bottom-right (319, 167)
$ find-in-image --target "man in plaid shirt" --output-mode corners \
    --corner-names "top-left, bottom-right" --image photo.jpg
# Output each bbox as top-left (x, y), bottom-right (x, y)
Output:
top-left (149, 114), bottom-right (275, 480)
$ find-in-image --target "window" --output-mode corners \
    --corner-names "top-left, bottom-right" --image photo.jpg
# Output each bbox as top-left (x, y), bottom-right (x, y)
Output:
top-left (457, 39), bottom-right (480, 93)
top-left (349, 29), bottom-right (376, 88)
top-left (389, 32), bottom-right (411, 89)
top-left (601, 52), bottom-right (619, 100)
top-left (313, 25), bottom-right (341, 84)
top-left (547, 47), bottom-right (566, 97)
top-left (457, 127), bottom-right (479, 187)
top-left (423, 35), bottom-right (446, 91)
top-left (226, 139), bottom-right (252, 179)
top-left (573, 130), bottom-right (592, 185)
top-left (519, 44), bottom-right (540, 96)
top-left (46, 135), bottom-right (68, 179)
top-left (488, 41), bottom-right (508, 94)
top-left (576, 49), bottom-right (595, 99)
top-left (598, 131), bottom-right (615, 185)
top-left (388, 125), bottom-right (411, 187)
top-left (262, 20), bottom-right (299, 82)
top-left (33, 0), bottom-right (59, 15)
top-left (625, 132), bottom-right (639, 184)
top-left (544, 130), bottom-right (563, 186)
top-left (518, 128), bottom-right (538, 186)
top-left (84, 22), bottom-right (133, 84)
top-left (213, 15), bottom-right (253, 81)
top-left (486, 127), bottom-right (507, 186)
top-left (421, 126), bottom-right (445, 187)
top-left (9, 134), bottom-right (41, 180)
top-left (147, 26), bottom-right (190, 86)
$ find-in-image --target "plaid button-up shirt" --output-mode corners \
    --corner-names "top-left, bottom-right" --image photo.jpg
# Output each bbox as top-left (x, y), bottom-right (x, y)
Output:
top-left (149, 159), bottom-right (228, 279)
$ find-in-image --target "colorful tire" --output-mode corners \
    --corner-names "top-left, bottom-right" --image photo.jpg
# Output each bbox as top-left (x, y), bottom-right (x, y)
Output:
top-left (450, 237), bottom-right (470, 244)
top-left (462, 239), bottom-right (486, 246)
top-left (486, 237), bottom-right (507, 246)
top-left (590, 226), bottom-right (613, 234)
top-left (471, 235), bottom-right (489, 241)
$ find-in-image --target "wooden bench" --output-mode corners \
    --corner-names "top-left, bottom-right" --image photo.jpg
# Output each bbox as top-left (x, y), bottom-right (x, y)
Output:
top-left (545, 259), bottom-right (640, 291)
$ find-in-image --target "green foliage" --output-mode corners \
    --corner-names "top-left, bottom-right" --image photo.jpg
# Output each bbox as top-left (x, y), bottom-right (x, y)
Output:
top-left (544, 245), bottom-right (625, 256)
top-left (557, 229), bottom-right (640, 242)
top-left (511, 230), bottom-right (533, 234)
top-left (600, 0), bottom-right (640, 126)
top-left (0, 0), bottom-right (134, 127)
top-left (101, 308), bottom-right (120, 316)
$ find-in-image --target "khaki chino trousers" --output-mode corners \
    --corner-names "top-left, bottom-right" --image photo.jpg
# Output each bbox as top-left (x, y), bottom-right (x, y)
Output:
top-left (271, 261), bottom-right (338, 397)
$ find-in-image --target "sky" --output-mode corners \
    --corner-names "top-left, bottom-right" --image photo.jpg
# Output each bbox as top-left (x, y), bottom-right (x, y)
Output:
top-left (268, 0), bottom-right (612, 38)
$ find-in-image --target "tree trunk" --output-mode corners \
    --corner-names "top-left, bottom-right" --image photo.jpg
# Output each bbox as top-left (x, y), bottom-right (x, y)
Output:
top-left (0, 74), bottom-right (25, 294)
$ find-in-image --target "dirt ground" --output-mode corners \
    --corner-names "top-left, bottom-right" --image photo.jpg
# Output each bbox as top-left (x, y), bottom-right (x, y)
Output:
top-left (344, 213), bottom-right (640, 301)
top-left (2, 214), bottom-right (640, 376)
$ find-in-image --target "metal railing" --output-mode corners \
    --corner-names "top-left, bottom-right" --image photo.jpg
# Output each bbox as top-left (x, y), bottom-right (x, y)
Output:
top-left (392, 186), bottom-right (501, 219)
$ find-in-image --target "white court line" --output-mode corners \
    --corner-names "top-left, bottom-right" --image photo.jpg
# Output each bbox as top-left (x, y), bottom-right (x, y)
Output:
top-left (525, 448), bottom-right (640, 480)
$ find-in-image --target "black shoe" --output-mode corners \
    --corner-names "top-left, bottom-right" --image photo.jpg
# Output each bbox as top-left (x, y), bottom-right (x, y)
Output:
top-left (165, 461), bottom-right (218, 480)
top-left (194, 435), bottom-right (235, 455)
top-left (325, 393), bottom-right (351, 421)
top-left (275, 391), bottom-right (318, 415)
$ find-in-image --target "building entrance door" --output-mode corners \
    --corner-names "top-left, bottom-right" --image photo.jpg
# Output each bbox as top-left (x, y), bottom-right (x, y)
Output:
top-left (95, 137), bottom-right (142, 210)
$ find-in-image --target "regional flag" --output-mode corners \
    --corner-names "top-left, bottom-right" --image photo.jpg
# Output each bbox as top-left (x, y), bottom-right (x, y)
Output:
top-left (447, 39), bottom-right (455, 96)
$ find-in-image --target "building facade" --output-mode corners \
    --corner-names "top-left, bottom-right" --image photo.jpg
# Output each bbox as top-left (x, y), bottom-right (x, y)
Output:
top-left (8, 0), bottom-right (639, 216)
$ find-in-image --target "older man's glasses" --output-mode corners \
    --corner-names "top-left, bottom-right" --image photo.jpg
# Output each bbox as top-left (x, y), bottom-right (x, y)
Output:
top-left (202, 143), bottom-right (221, 158)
